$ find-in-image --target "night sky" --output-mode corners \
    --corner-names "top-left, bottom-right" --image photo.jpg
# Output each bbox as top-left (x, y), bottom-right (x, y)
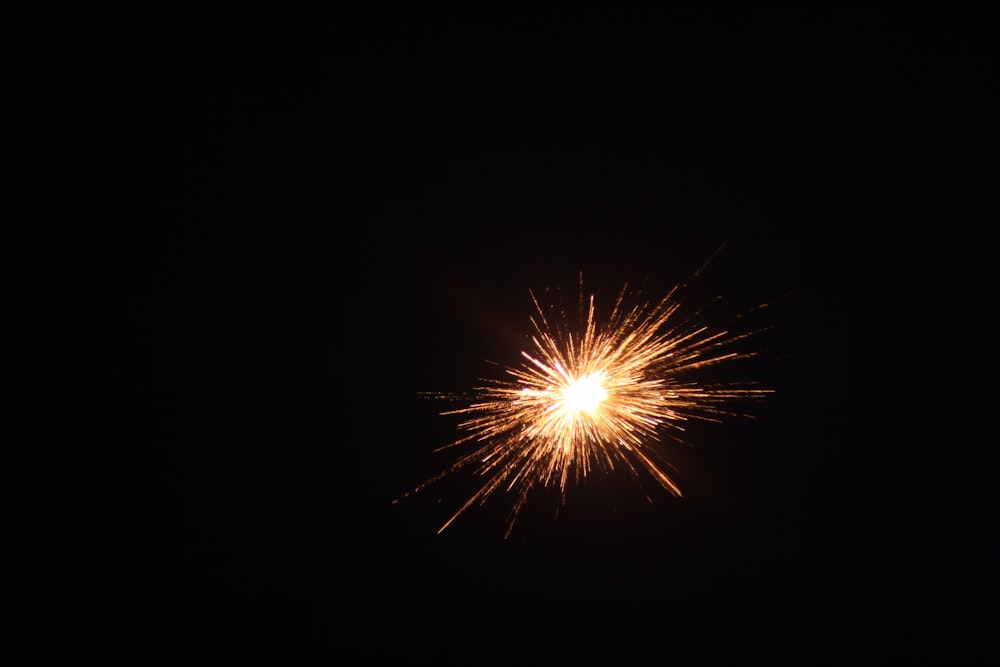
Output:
top-left (9, 8), bottom-right (991, 663)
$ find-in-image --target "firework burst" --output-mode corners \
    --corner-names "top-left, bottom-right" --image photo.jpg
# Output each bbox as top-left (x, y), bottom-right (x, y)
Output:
top-left (402, 259), bottom-right (773, 536)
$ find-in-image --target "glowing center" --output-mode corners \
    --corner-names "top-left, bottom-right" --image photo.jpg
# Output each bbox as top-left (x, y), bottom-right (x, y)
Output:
top-left (561, 372), bottom-right (608, 415)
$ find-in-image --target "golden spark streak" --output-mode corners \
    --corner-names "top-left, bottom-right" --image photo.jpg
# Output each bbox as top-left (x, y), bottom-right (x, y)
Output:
top-left (403, 270), bottom-right (773, 536)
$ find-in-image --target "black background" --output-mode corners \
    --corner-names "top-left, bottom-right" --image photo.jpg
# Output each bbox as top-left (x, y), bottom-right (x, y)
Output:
top-left (8, 7), bottom-right (992, 663)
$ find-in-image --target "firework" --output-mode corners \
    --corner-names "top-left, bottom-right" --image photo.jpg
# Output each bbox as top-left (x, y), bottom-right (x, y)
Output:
top-left (402, 260), bottom-right (773, 536)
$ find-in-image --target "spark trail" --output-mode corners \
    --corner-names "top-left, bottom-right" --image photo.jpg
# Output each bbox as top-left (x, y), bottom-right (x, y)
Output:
top-left (402, 260), bottom-right (773, 536)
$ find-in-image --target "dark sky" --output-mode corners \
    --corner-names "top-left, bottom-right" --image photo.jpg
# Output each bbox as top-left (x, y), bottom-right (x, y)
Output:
top-left (9, 7), bottom-right (992, 663)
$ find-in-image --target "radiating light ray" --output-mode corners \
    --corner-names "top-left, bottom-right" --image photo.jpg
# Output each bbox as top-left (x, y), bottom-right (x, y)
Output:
top-left (400, 262), bottom-right (774, 537)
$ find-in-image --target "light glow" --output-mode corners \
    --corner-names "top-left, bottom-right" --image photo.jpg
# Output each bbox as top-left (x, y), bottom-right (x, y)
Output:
top-left (559, 371), bottom-right (608, 416)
